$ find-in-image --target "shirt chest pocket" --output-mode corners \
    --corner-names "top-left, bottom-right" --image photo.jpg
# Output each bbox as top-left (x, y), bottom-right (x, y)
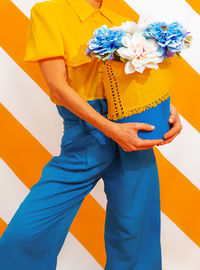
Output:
top-left (64, 36), bottom-right (94, 68)
top-left (64, 43), bottom-right (100, 90)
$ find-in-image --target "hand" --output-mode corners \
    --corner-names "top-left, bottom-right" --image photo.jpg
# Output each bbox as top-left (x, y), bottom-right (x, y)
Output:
top-left (156, 104), bottom-right (183, 146)
top-left (105, 122), bottom-right (164, 152)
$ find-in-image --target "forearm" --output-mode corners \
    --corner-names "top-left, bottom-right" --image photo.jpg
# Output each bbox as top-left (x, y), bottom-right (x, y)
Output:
top-left (51, 80), bottom-right (115, 136)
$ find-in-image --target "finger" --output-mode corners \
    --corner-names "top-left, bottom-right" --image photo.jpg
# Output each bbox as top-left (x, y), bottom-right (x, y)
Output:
top-left (169, 108), bottom-right (177, 124)
top-left (120, 143), bottom-right (151, 152)
top-left (120, 145), bottom-right (129, 152)
top-left (138, 138), bottom-right (164, 147)
top-left (157, 131), bottom-right (180, 145)
top-left (120, 144), bottom-right (132, 152)
top-left (134, 122), bottom-right (155, 131)
top-left (128, 145), bottom-right (152, 151)
top-left (138, 146), bottom-right (153, 150)
top-left (163, 123), bottom-right (181, 139)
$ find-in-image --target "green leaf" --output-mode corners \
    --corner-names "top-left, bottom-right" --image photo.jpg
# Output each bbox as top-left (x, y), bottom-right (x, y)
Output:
top-left (176, 52), bottom-right (182, 59)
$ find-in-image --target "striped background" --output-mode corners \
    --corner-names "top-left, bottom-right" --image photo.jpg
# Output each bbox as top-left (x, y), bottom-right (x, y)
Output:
top-left (0, 0), bottom-right (199, 269)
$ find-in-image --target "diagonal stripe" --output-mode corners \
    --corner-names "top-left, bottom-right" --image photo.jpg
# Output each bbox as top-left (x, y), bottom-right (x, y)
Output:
top-left (0, 160), bottom-right (103, 270)
top-left (0, 0), bottom-right (51, 99)
top-left (1, 102), bottom-right (200, 257)
top-left (70, 194), bottom-right (107, 266)
top-left (161, 212), bottom-right (200, 270)
top-left (1, 0), bottom-right (200, 265)
top-left (1, 47), bottom-right (200, 190)
top-left (156, 114), bottom-right (200, 190)
top-left (169, 56), bottom-right (200, 134)
top-left (0, 104), bottom-right (107, 266)
top-left (0, 104), bottom-right (51, 188)
top-left (0, 218), bottom-right (7, 237)
top-left (1, 157), bottom-right (199, 268)
top-left (126, 0), bottom-right (200, 74)
top-left (0, 47), bottom-right (63, 157)
top-left (185, 0), bottom-right (200, 15)
top-left (154, 148), bottom-right (200, 247)
top-left (1, 0), bottom-right (200, 134)
top-left (0, 158), bottom-right (30, 223)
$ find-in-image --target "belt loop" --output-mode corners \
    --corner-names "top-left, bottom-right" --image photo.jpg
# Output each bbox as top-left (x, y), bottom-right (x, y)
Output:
top-left (93, 132), bottom-right (107, 145)
top-left (78, 117), bottom-right (85, 133)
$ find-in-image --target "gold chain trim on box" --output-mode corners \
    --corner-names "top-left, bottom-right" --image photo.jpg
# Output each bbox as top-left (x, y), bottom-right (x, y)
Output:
top-left (107, 91), bottom-right (171, 121)
top-left (105, 60), bottom-right (125, 120)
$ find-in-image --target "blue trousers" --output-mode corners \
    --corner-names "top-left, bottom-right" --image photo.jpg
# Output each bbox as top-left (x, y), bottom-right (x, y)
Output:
top-left (0, 97), bottom-right (170, 270)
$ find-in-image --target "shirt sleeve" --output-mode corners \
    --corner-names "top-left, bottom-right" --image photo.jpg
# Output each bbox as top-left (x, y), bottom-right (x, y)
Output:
top-left (23, 2), bottom-right (66, 63)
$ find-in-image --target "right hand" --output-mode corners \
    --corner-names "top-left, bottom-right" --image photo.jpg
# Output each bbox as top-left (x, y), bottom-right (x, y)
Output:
top-left (104, 122), bottom-right (164, 152)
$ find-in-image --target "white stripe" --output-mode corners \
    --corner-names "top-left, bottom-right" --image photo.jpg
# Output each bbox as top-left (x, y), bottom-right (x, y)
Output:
top-left (90, 178), bottom-right (107, 209)
top-left (0, 159), bottom-right (102, 270)
top-left (1, 158), bottom-right (199, 270)
top-left (57, 234), bottom-right (103, 270)
top-left (155, 114), bottom-right (200, 189)
top-left (1, 49), bottom-right (199, 189)
top-left (0, 158), bottom-right (30, 223)
top-left (3, 1), bottom-right (199, 269)
top-left (161, 212), bottom-right (200, 270)
top-left (0, 49), bottom-right (63, 157)
top-left (124, 0), bottom-right (200, 74)
top-left (91, 181), bottom-right (200, 270)
top-left (14, 0), bottom-right (200, 75)
top-left (11, 0), bottom-right (44, 17)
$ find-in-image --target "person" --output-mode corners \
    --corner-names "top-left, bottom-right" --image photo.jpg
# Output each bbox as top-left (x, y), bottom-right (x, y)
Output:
top-left (0, 0), bottom-right (182, 269)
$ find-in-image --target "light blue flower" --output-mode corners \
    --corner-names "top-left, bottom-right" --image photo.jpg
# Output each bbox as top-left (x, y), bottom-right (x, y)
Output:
top-left (143, 21), bottom-right (188, 57)
top-left (85, 25), bottom-right (126, 60)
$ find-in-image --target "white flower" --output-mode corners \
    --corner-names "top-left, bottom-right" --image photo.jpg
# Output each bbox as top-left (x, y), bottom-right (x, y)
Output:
top-left (112, 21), bottom-right (139, 34)
top-left (136, 16), bottom-right (154, 31)
top-left (111, 17), bottom-right (153, 35)
top-left (117, 31), bottom-right (164, 74)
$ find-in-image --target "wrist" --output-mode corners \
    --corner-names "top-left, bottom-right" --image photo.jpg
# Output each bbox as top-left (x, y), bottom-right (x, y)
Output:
top-left (99, 119), bottom-right (119, 138)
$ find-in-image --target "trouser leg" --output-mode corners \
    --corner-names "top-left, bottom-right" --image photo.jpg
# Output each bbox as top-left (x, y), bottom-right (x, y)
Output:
top-left (102, 146), bottom-right (162, 270)
top-left (0, 116), bottom-right (115, 270)
top-left (0, 161), bottom-right (93, 269)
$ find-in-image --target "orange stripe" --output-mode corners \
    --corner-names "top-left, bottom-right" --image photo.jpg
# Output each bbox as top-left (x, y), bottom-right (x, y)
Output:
top-left (105, 0), bottom-right (139, 19)
top-left (0, 0), bottom-right (51, 99)
top-left (1, 0), bottom-right (200, 133)
top-left (0, 218), bottom-right (8, 237)
top-left (71, 195), bottom-right (107, 266)
top-left (154, 148), bottom-right (200, 247)
top-left (2, 0), bottom-right (198, 128)
top-left (185, 0), bottom-right (200, 15)
top-left (0, 104), bottom-right (51, 188)
top-left (170, 56), bottom-right (200, 133)
top-left (1, 103), bottom-right (200, 260)
top-left (0, 104), bottom-right (107, 266)
top-left (0, 0), bottom-right (200, 265)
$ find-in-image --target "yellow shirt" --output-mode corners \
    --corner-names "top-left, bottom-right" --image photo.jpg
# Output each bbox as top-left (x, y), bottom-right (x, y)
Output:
top-left (23, 0), bottom-right (129, 106)
top-left (24, 0), bottom-right (173, 120)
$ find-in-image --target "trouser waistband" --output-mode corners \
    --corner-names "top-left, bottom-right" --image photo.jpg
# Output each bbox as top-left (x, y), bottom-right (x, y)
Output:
top-left (56, 98), bottom-right (108, 121)
top-left (56, 98), bottom-right (108, 146)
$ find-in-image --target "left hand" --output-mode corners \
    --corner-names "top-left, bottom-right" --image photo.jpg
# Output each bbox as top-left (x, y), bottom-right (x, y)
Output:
top-left (156, 103), bottom-right (183, 146)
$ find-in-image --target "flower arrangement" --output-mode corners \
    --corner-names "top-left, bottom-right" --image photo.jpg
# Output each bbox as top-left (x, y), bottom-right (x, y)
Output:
top-left (85, 18), bottom-right (192, 74)
top-left (84, 18), bottom-right (192, 122)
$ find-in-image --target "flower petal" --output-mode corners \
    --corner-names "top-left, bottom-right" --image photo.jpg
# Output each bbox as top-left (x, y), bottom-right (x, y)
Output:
top-left (117, 47), bottom-right (134, 60)
top-left (125, 60), bottom-right (136, 74)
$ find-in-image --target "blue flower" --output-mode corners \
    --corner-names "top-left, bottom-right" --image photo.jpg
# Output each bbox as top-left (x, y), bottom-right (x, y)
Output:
top-left (85, 25), bottom-right (126, 60)
top-left (143, 21), bottom-right (188, 57)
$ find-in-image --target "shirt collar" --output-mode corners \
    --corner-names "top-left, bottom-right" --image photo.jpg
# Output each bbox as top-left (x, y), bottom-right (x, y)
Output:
top-left (65, 0), bottom-right (114, 23)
